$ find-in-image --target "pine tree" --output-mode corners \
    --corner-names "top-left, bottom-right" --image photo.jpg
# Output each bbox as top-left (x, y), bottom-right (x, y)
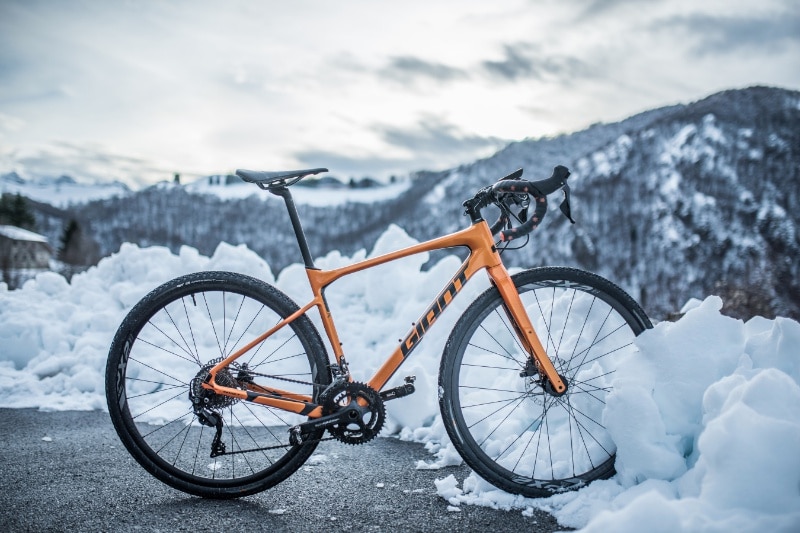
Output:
top-left (58, 219), bottom-right (100, 265)
top-left (0, 193), bottom-right (36, 230)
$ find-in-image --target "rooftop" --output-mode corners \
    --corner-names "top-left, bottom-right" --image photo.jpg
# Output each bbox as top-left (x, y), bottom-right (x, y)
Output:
top-left (0, 225), bottom-right (49, 243)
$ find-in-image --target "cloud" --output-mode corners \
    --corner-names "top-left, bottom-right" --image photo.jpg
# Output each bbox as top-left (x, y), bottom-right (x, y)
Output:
top-left (291, 149), bottom-right (410, 180)
top-left (481, 44), bottom-right (594, 83)
top-left (656, 11), bottom-right (800, 55)
top-left (0, 141), bottom-right (177, 186)
top-left (295, 116), bottom-right (508, 179)
top-left (2, 0), bottom-right (798, 187)
top-left (0, 112), bottom-right (25, 133)
top-left (575, 0), bottom-right (664, 19)
top-left (377, 115), bottom-right (507, 156)
top-left (379, 56), bottom-right (469, 84)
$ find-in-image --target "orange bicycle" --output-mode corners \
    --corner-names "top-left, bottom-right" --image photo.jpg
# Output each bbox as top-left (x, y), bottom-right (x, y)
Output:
top-left (106, 165), bottom-right (651, 498)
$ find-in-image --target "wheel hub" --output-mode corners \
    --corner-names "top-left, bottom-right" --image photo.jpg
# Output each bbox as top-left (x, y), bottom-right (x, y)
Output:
top-left (189, 358), bottom-right (241, 410)
top-left (521, 359), bottom-right (569, 402)
top-left (544, 373), bottom-right (569, 397)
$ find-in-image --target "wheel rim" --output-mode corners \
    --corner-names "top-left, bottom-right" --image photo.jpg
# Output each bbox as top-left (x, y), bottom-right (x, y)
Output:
top-left (118, 286), bottom-right (318, 485)
top-left (451, 276), bottom-right (641, 488)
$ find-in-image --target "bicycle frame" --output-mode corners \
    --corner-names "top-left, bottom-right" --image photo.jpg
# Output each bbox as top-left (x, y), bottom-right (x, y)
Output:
top-left (204, 195), bottom-right (566, 417)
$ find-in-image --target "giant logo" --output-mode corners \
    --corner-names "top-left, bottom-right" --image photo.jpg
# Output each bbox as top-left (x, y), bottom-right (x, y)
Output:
top-left (400, 266), bottom-right (468, 357)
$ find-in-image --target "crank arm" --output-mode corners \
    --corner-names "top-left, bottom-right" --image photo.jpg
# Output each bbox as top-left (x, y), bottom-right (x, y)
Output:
top-left (289, 406), bottom-right (359, 444)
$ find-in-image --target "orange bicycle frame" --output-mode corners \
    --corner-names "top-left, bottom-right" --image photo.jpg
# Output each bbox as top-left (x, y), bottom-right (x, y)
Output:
top-left (204, 218), bottom-right (566, 417)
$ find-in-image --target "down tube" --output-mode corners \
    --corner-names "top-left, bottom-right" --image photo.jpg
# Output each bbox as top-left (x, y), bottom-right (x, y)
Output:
top-left (367, 260), bottom-right (473, 391)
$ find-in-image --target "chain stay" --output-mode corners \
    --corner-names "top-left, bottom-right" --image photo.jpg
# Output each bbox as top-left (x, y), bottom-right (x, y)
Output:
top-left (206, 364), bottom-right (336, 456)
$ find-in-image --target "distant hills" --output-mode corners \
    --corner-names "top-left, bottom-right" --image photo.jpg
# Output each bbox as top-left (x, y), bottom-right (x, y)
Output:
top-left (0, 171), bottom-right (130, 207)
top-left (11, 86), bottom-right (800, 320)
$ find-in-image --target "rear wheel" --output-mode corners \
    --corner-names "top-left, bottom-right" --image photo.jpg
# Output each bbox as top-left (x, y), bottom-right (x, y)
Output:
top-left (439, 267), bottom-right (651, 497)
top-left (106, 271), bottom-right (330, 498)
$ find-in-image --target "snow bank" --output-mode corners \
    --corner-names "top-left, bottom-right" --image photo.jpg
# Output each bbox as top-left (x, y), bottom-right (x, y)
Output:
top-left (438, 297), bottom-right (800, 532)
top-left (0, 225), bottom-right (479, 416)
top-left (0, 241), bottom-right (276, 410)
top-left (1, 226), bottom-right (799, 531)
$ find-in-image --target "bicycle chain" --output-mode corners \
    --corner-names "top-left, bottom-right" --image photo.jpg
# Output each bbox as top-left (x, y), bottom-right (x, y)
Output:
top-left (237, 365), bottom-right (325, 389)
top-left (222, 382), bottom-right (385, 454)
top-left (219, 434), bottom-right (336, 455)
top-left (210, 364), bottom-right (335, 456)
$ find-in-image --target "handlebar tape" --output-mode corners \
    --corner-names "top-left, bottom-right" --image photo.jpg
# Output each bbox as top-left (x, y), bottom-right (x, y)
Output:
top-left (490, 165), bottom-right (570, 241)
top-left (492, 165), bottom-right (570, 196)
top-left (497, 195), bottom-right (547, 242)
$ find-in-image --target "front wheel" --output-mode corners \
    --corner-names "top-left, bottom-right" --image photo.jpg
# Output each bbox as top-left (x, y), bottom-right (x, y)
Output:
top-left (105, 271), bottom-right (331, 498)
top-left (439, 267), bottom-right (651, 497)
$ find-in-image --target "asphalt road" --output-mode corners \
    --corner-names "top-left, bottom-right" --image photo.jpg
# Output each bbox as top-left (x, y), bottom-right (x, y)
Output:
top-left (0, 408), bottom-right (567, 532)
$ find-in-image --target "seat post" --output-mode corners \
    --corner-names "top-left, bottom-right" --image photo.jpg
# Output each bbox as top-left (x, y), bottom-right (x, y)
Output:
top-left (270, 187), bottom-right (316, 269)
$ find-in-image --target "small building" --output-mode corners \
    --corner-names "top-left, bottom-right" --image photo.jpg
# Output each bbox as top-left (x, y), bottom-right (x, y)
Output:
top-left (0, 225), bottom-right (53, 269)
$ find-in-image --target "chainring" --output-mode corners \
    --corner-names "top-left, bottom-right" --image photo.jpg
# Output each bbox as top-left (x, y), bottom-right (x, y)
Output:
top-left (320, 381), bottom-right (385, 445)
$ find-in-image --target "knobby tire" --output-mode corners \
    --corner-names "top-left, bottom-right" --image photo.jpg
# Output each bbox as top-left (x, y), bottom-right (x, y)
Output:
top-left (439, 267), bottom-right (651, 497)
top-left (105, 271), bottom-right (331, 498)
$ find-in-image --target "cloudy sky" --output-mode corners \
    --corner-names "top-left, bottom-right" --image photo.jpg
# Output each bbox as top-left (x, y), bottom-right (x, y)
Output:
top-left (1, 0), bottom-right (798, 186)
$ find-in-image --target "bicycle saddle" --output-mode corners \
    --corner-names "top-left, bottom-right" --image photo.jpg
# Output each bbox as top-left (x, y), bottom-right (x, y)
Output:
top-left (236, 168), bottom-right (328, 189)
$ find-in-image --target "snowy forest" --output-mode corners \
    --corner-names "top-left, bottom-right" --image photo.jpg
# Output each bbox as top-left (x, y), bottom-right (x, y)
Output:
top-left (14, 86), bottom-right (800, 321)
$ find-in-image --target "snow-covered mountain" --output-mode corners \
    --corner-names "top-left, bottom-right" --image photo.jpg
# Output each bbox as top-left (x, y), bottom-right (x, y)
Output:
top-left (399, 86), bottom-right (800, 320)
top-left (25, 86), bottom-right (800, 320)
top-left (183, 173), bottom-right (412, 206)
top-left (0, 172), bottom-right (130, 207)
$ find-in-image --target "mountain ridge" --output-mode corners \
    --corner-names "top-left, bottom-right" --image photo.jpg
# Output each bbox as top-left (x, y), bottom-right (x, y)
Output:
top-left (20, 85), bottom-right (800, 320)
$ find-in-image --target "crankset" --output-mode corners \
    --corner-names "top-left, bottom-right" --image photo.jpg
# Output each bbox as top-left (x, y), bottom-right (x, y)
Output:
top-left (290, 382), bottom-right (386, 446)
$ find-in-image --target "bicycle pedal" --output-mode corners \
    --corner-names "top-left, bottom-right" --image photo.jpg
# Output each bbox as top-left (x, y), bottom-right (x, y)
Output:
top-left (380, 380), bottom-right (416, 401)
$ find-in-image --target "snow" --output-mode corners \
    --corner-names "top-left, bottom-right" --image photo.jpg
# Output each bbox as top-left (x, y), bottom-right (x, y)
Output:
top-left (424, 171), bottom-right (460, 205)
top-left (0, 225), bottom-right (49, 243)
top-left (1, 226), bottom-right (799, 532)
top-left (588, 134), bottom-right (632, 177)
top-left (659, 117), bottom-right (724, 171)
top-left (700, 114), bottom-right (725, 144)
top-left (185, 178), bottom-right (412, 206)
top-left (436, 297), bottom-right (800, 532)
top-left (0, 176), bottom-right (130, 207)
top-left (0, 171), bottom-right (410, 208)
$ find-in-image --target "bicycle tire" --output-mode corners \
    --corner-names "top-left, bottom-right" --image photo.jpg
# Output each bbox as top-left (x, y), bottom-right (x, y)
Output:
top-left (439, 266), bottom-right (651, 497)
top-left (106, 271), bottom-right (331, 498)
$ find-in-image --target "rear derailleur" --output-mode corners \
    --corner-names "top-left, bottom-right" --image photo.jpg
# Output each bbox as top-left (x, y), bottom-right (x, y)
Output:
top-left (194, 407), bottom-right (226, 457)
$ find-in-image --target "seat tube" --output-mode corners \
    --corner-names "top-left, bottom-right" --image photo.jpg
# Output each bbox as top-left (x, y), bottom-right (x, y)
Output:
top-left (487, 264), bottom-right (567, 395)
top-left (271, 187), bottom-right (316, 269)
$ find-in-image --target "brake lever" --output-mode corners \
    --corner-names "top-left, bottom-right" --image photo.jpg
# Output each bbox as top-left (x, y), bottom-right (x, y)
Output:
top-left (559, 183), bottom-right (576, 224)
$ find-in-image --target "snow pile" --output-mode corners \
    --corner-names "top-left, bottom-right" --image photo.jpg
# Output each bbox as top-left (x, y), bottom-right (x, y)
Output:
top-left (1, 225), bottom-right (799, 531)
top-left (437, 296), bottom-right (800, 532)
top-left (0, 241), bottom-right (280, 409)
top-left (0, 225), bottom-right (479, 416)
